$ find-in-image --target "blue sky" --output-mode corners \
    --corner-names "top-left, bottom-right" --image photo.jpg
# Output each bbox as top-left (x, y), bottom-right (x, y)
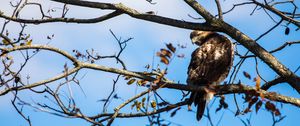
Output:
top-left (0, 0), bottom-right (299, 126)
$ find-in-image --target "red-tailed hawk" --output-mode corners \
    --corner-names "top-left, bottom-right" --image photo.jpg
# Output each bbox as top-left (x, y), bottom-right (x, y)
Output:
top-left (187, 31), bottom-right (234, 121)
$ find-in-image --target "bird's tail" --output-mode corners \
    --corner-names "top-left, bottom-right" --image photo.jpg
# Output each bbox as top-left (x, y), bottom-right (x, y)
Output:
top-left (196, 98), bottom-right (206, 121)
top-left (188, 91), bottom-right (206, 121)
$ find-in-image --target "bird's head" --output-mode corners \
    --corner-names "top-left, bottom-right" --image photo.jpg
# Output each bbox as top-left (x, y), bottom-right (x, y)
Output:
top-left (190, 30), bottom-right (213, 46)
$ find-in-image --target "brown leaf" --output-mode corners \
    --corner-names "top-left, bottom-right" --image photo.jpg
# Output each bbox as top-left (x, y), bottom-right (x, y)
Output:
top-left (150, 101), bottom-right (157, 108)
top-left (136, 102), bottom-right (142, 111)
top-left (160, 49), bottom-right (172, 58)
top-left (220, 95), bottom-right (228, 108)
top-left (243, 71), bottom-right (251, 80)
top-left (2, 39), bottom-right (10, 45)
top-left (244, 94), bottom-right (252, 103)
top-left (127, 79), bottom-right (136, 85)
top-left (248, 97), bottom-right (258, 108)
top-left (166, 43), bottom-right (176, 53)
top-left (255, 100), bottom-right (262, 113)
top-left (142, 97), bottom-right (146, 102)
top-left (274, 109), bottom-right (281, 116)
top-left (137, 80), bottom-right (148, 86)
top-left (124, 76), bottom-right (132, 80)
top-left (243, 108), bottom-right (251, 114)
top-left (265, 101), bottom-right (276, 112)
top-left (156, 52), bottom-right (163, 57)
top-left (255, 76), bottom-right (261, 91)
top-left (160, 57), bottom-right (169, 65)
top-left (26, 39), bottom-right (32, 45)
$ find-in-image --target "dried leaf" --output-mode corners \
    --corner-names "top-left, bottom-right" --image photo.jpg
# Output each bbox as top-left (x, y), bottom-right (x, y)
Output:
top-left (285, 27), bottom-right (290, 35)
top-left (274, 109), bottom-right (281, 116)
top-left (244, 94), bottom-right (252, 103)
top-left (255, 100), bottom-right (262, 113)
top-left (265, 101), bottom-right (276, 112)
top-left (131, 101), bottom-right (138, 109)
top-left (144, 64), bottom-right (150, 69)
top-left (136, 102), bottom-right (142, 111)
top-left (170, 107), bottom-right (180, 117)
top-left (248, 97), bottom-right (258, 108)
top-left (142, 97), bottom-right (146, 102)
top-left (243, 108), bottom-right (251, 114)
top-left (160, 49), bottom-right (172, 58)
top-left (137, 80), bottom-right (148, 86)
top-left (127, 79), bottom-right (136, 85)
top-left (150, 101), bottom-right (157, 108)
top-left (26, 39), bottom-right (32, 45)
top-left (166, 43), bottom-right (176, 53)
top-left (243, 71), bottom-right (251, 80)
top-left (156, 52), bottom-right (163, 57)
top-left (160, 57), bottom-right (169, 65)
top-left (2, 39), bottom-right (10, 45)
top-left (124, 76), bottom-right (132, 80)
top-left (255, 76), bottom-right (261, 91)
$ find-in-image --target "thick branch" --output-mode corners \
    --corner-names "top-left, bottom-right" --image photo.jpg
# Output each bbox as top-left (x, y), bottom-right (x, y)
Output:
top-left (163, 84), bottom-right (300, 108)
top-left (0, 11), bottom-right (122, 24)
top-left (2, 0), bottom-right (298, 91)
top-left (49, 0), bottom-right (217, 30)
top-left (0, 42), bottom-right (299, 112)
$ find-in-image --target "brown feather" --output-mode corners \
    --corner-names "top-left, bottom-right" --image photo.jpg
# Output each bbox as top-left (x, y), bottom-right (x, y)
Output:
top-left (187, 31), bottom-right (234, 121)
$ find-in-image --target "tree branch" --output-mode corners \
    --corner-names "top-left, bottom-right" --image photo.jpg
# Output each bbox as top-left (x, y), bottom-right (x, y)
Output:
top-left (162, 84), bottom-right (300, 108)
top-left (252, 0), bottom-right (300, 28)
top-left (0, 10), bottom-right (122, 24)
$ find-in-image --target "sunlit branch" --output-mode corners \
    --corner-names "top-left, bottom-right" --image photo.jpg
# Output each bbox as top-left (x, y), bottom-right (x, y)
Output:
top-left (1, 44), bottom-right (299, 108)
top-left (0, 10), bottom-right (122, 24)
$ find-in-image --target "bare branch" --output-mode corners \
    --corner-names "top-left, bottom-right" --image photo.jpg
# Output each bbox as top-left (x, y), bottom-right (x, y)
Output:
top-left (1, 44), bottom-right (299, 108)
top-left (215, 0), bottom-right (223, 20)
top-left (107, 89), bottom-right (150, 125)
top-left (0, 11), bottom-right (122, 24)
top-left (252, 0), bottom-right (300, 28)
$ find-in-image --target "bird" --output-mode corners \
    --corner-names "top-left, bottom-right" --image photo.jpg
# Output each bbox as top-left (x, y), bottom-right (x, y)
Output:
top-left (187, 30), bottom-right (234, 121)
